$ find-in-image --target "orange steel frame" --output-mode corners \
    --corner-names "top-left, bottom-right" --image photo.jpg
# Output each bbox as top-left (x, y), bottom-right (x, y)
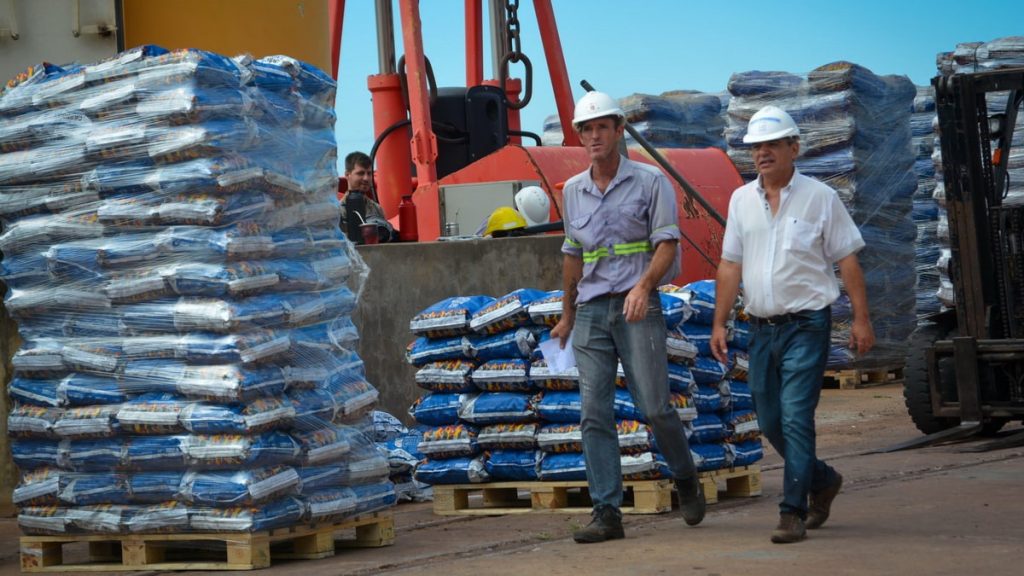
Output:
top-left (329, 0), bottom-right (582, 240)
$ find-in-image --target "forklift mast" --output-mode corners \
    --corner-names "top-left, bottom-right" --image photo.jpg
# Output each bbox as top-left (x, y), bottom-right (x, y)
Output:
top-left (934, 69), bottom-right (1024, 340)
top-left (930, 69), bottom-right (1024, 424)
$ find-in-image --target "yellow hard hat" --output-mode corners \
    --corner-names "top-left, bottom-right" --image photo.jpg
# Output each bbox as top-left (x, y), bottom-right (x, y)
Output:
top-left (483, 206), bottom-right (527, 237)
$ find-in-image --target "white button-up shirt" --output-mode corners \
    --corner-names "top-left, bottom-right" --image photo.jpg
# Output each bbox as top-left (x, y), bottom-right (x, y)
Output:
top-left (720, 170), bottom-right (864, 317)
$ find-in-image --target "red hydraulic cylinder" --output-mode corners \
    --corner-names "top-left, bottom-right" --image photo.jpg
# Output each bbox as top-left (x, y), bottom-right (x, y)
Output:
top-left (368, 73), bottom-right (412, 219)
top-left (533, 0), bottom-right (579, 146)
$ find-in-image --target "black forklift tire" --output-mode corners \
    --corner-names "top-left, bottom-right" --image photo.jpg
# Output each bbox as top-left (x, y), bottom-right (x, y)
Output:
top-left (903, 323), bottom-right (959, 434)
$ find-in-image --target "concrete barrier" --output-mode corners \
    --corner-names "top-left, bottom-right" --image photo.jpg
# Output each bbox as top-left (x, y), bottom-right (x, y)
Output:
top-left (352, 235), bottom-right (564, 423)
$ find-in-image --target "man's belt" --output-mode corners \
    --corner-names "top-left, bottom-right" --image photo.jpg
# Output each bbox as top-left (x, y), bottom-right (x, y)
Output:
top-left (747, 311), bottom-right (811, 327)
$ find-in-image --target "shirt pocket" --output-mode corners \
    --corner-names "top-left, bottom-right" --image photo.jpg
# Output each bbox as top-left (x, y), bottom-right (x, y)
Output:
top-left (782, 217), bottom-right (820, 253)
top-left (570, 212), bottom-right (594, 232)
top-left (619, 201), bottom-right (649, 236)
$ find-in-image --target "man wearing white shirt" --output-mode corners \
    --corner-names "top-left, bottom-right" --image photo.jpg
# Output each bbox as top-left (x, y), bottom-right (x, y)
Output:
top-left (710, 105), bottom-right (875, 544)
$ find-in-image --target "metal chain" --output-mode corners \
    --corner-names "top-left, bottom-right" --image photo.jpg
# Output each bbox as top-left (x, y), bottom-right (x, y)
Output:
top-left (505, 0), bottom-right (521, 62)
top-left (499, 0), bottom-right (532, 110)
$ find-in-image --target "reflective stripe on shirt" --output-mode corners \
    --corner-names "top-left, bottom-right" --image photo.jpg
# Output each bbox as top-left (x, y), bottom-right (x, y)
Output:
top-left (560, 157), bottom-right (681, 304)
top-left (582, 241), bottom-right (653, 263)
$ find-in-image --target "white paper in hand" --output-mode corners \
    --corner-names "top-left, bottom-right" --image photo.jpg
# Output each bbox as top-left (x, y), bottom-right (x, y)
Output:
top-left (538, 331), bottom-right (576, 371)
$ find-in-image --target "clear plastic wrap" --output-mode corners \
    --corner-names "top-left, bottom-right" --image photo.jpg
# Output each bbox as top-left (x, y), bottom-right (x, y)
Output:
top-left (4, 47), bottom-right (393, 535)
top-left (539, 90), bottom-right (727, 150)
top-left (726, 62), bottom-right (917, 364)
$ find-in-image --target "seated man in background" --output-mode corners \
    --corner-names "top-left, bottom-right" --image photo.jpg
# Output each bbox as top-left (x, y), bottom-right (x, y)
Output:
top-left (340, 151), bottom-right (392, 243)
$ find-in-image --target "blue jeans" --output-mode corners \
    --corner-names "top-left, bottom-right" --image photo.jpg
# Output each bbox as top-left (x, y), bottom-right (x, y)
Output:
top-left (573, 293), bottom-right (697, 510)
top-left (748, 306), bottom-right (838, 519)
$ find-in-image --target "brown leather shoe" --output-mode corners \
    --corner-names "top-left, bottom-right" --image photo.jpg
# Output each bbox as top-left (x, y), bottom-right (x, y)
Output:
top-left (806, 471), bottom-right (843, 529)
top-left (771, 513), bottom-right (807, 544)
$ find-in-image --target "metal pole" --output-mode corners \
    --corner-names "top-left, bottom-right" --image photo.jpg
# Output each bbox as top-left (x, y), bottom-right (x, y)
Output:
top-left (398, 0), bottom-right (441, 237)
top-left (533, 0), bottom-right (579, 147)
top-left (329, 0), bottom-right (345, 79)
top-left (375, 0), bottom-right (396, 74)
top-left (465, 0), bottom-right (483, 86)
top-left (488, 0), bottom-right (506, 78)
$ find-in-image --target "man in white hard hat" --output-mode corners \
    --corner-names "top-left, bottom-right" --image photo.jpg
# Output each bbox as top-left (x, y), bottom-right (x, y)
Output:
top-left (709, 105), bottom-right (875, 544)
top-left (551, 91), bottom-right (706, 543)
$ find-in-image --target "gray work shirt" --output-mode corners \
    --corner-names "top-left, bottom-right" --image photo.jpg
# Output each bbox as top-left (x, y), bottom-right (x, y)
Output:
top-left (561, 156), bottom-right (681, 304)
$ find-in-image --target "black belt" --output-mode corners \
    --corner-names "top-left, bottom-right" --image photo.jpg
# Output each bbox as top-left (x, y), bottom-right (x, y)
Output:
top-left (748, 311), bottom-right (810, 327)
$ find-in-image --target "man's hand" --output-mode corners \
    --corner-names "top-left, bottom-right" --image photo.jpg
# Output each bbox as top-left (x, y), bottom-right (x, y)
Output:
top-left (623, 284), bottom-right (652, 322)
top-left (849, 317), bottom-right (875, 355)
top-left (711, 324), bottom-right (730, 364)
top-left (551, 317), bottom-right (574, 349)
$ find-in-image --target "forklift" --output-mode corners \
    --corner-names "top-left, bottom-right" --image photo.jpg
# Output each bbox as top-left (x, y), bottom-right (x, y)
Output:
top-left (897, 67), bottom-right (1024, 450)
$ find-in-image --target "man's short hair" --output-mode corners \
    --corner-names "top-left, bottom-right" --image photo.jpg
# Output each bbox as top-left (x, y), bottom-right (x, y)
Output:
top-left (345, 151), bottom-right (372, 173)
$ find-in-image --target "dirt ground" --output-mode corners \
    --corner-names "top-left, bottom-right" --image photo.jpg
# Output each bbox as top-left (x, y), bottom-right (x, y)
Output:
top-left (0, 383), bottom-right (1021, 575)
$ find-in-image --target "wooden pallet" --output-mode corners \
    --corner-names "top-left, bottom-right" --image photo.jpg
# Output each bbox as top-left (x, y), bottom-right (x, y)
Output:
top-left (433, 478), bottom-right (672, 516)
top-left (19, 512), bottom-right (394, 572)
top-left (696, 465), bottom-right (762, 505)
top-left (824, 364), bottom-right (905, 390)
top-left (433, 466), bottom-right (762, 516)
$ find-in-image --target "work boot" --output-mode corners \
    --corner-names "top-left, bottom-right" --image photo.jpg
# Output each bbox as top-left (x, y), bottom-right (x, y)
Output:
top-left (806, 471), bottom-right (843, 529)
top-left (573, 505), bottom-right (625, 544)
top-left (676, 476), bottom-right (706, 526)
top-left (771, 513), bottom-right (807, 544)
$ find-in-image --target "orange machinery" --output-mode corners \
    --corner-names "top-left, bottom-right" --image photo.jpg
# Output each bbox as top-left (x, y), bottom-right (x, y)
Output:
top-left (331, 0), bottom-right (742, 284)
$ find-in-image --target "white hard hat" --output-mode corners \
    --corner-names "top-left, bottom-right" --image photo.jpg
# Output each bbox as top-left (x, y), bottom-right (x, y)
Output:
top-left (743, 105), bottom-right (800, 144)
top-left (514, 186), bottom-right (551, 227)
top-left (573, 91), bottom-right (624, 127)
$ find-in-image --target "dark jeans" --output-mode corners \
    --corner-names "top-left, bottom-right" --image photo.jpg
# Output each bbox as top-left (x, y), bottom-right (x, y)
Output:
top-left (573, 293), bottom-right (697, 510)
top-left (748, 306), bottom-right (838, 519)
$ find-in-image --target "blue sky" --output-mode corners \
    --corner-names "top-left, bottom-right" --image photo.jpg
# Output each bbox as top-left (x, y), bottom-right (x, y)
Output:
top-left (334, 0), bottom-right (1021, 158)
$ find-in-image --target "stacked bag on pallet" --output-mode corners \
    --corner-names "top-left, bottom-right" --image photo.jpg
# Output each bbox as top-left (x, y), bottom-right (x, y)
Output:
top-left (2, 47), bottom-right (397, 536)
top-left (406, 289), bottom-right (550, 485)
top-left (541, 91), bottom-right (726, 149)
top-left (932, 37), bottom-right (1024, 310)
top-left (407, 283), bottom-right (761, 488)
top-left (370, 411), bottom-right (432, 502)
top-left (725, 62), bottom-right (918, 365)
top-left (911, 86), bottom-right (942, 318)
top-left (660, 281), bottom-right (763, 473)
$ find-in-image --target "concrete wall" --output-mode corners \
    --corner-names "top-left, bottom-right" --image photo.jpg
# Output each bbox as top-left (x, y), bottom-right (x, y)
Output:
top-left (352, 236), bottom-right (564, 423)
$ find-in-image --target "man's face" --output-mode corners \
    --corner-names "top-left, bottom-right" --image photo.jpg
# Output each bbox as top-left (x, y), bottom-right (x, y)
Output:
top-left (751, 138), bottom-right (799, 180)
top-left (577, 116), bottom-right (624, 163)
top-left (345, 164), bottom-right (372, 193)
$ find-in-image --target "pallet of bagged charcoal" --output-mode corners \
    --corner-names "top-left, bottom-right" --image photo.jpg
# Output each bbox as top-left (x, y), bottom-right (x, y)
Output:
top-left (402, 283), bottom-right (764, 516)
top-left (2, 46), bottom-right (399, 570)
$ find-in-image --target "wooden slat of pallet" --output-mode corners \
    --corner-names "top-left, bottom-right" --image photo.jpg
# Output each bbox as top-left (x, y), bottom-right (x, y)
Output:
top-left (431, 466), bottom-right (762, 516)
top-left (19, 512), bottom-right (394, 572)
top-left (824, 365), bottom-right (904, 390)
top-left (697, 465), bottom-right (762, 505)
top-left (433, 479), bottom-right (673, 516)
